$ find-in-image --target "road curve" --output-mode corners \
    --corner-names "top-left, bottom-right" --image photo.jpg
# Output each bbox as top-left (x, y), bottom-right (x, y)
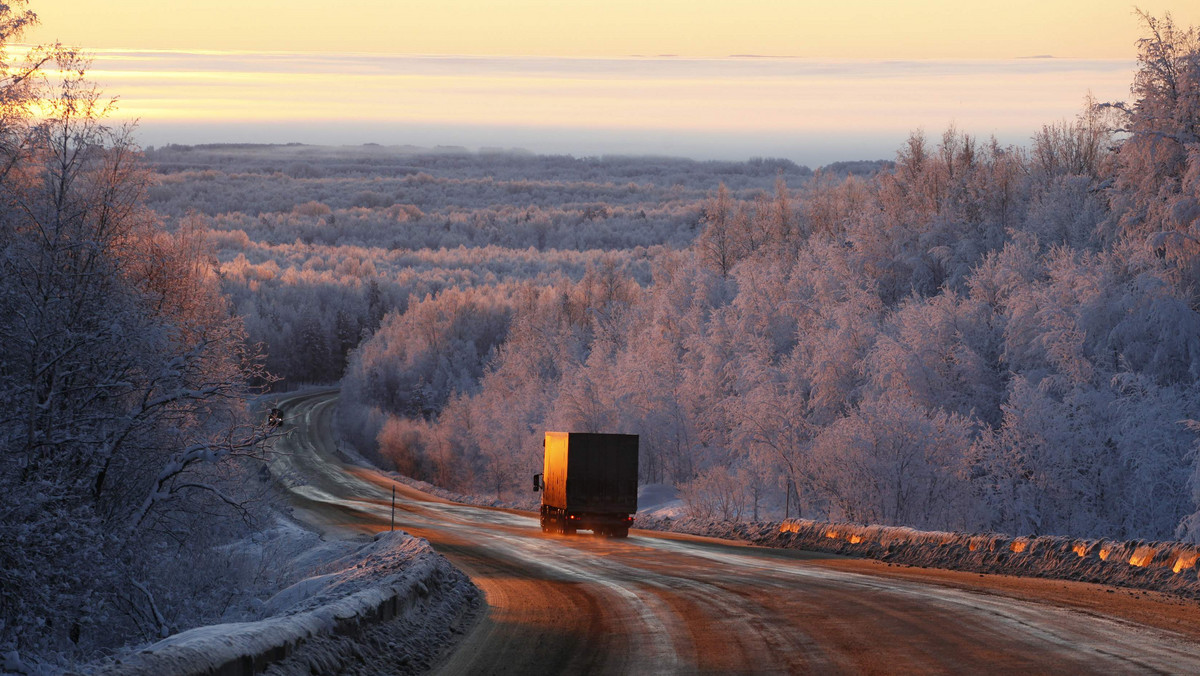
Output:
top-left (270, 389), bottom-right (1200, 675)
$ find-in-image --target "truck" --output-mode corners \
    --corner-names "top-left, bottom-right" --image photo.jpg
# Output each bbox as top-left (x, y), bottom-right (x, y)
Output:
top-left (533, 431), bottom-right (638, 538)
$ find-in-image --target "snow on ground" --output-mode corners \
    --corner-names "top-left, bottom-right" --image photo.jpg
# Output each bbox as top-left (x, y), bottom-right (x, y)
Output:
top-left (636, 483), bottom-right (686, 520)
top-left (208, 518), bottom-right (358, 622)
top-left (385, 470), bottom-right (539, 511)
top-left (86, 531), bottom-right (480, 676)
top-left (371, 472), bottom-right (1200, 602)
top-left (638, 515), bottom-right (1200, 600)
top-left (383, 475), bottom-right (687, 521)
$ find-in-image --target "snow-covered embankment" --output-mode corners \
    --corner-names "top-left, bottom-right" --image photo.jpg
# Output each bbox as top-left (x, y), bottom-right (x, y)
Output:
top-left (657, 517), bottom-right (1200, 598)
top-left (93, 532), bottom-right (478, 676)
top-left (768, 519), bottom-right (1200, 597)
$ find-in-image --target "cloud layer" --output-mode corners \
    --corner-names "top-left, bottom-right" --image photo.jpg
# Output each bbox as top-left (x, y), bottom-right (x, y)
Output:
top-left (67, 49), bottom-right (1135, 164)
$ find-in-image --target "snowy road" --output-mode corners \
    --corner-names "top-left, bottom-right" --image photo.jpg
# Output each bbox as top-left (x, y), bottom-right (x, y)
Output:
top-left (272, 389), bottom-right (1200, 675)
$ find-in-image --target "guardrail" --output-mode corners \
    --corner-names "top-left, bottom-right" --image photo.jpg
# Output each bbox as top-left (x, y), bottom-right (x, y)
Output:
top-left (92, 533), bottom-right (469, 676)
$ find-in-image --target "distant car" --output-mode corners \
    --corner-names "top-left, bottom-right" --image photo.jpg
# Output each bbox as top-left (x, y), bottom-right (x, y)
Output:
top-left (267, 408), bottom-right (283, 426)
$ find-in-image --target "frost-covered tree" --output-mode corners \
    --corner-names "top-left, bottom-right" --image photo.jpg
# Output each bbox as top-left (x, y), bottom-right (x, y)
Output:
top-left (695, 183), bottom-right (739, 277)
top-left (1109, 11), bottom-right (1200, 289)
top-left (809, 396), bottom-right (974, 529)
top-left (0, 14), bottom-right (272, 662)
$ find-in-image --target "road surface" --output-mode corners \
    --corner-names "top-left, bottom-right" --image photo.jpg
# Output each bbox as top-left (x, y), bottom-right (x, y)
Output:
top-left (270, 389), bottom-right (1200, 675)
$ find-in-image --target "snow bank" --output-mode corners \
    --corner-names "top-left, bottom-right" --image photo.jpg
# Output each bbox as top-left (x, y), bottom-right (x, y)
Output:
top-left (637, 483), bottom-right (686, 520)
top-left (640, 516), bottom-right (1200, 599)
top-left (89, 532), bottom-right (477, 676)
top-left (384, 470), bottom-right (538, 511)
top-left (767, 519), bottom-right (1200, 597)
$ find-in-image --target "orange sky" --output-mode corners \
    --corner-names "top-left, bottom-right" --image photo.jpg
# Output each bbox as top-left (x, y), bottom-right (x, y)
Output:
top-left (26, 1), bottom-right (1199, 59)
top-left (17, 2), bottom-right (1200, 163)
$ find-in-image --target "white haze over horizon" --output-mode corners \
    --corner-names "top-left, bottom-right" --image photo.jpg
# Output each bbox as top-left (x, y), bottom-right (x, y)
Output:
top-left (71, 48), bottom-right (1136, 166)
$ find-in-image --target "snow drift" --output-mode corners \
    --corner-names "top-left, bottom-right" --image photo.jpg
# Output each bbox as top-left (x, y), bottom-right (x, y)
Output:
top-left (648, 517), bottom-right (1200, 599)
top-left (89, 532), bottom-right (477, 676)
top-left (773, 519), bottom-right (1200, 597)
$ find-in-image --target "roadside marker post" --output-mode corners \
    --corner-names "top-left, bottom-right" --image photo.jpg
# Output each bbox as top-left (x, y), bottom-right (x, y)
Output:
top-left (391, 486), bottom-right (396, 531)
top-left (785, 477), bottom-right (791, 521)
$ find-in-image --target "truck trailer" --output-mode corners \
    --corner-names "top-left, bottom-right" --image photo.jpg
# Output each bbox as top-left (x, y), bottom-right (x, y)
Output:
top-left (533, 431), bottom-right (638, 537)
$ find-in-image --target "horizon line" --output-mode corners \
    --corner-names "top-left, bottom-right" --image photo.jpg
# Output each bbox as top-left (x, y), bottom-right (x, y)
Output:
top-left (10, 44), bottom-right (1138, 64)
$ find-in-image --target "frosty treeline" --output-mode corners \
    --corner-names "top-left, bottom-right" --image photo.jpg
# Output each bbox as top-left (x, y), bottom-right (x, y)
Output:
top-left (0, 3), bottom-right (279, 664)
top-left (337, 13), bottom-right (1200, 543)
top-left (144, 141), bottom-right (815, 385)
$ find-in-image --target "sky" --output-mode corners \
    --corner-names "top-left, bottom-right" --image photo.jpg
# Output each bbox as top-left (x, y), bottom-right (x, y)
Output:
top-left (20, 1), bottom-right (1200, 165)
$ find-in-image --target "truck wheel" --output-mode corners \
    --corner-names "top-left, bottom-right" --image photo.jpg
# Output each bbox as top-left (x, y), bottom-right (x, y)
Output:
top-left (614, 527), bottom-right (629, 538)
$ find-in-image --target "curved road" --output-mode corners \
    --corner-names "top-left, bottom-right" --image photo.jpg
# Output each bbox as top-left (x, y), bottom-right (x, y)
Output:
top-left (271, 389), bottom-right (1200, 675)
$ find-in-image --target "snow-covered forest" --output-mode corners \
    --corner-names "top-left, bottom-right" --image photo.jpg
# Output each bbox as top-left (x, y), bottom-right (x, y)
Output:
top-left (143, 143), bottom-right (819, 384)
top-left (134, 14), bottom-right (1200, 546)
top-left (0, 92), bottom-right (820, 663)
top-left (7, 3), bottom-right (1200, 667)
top-left (323, 13), bottom-right (1200, 544)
